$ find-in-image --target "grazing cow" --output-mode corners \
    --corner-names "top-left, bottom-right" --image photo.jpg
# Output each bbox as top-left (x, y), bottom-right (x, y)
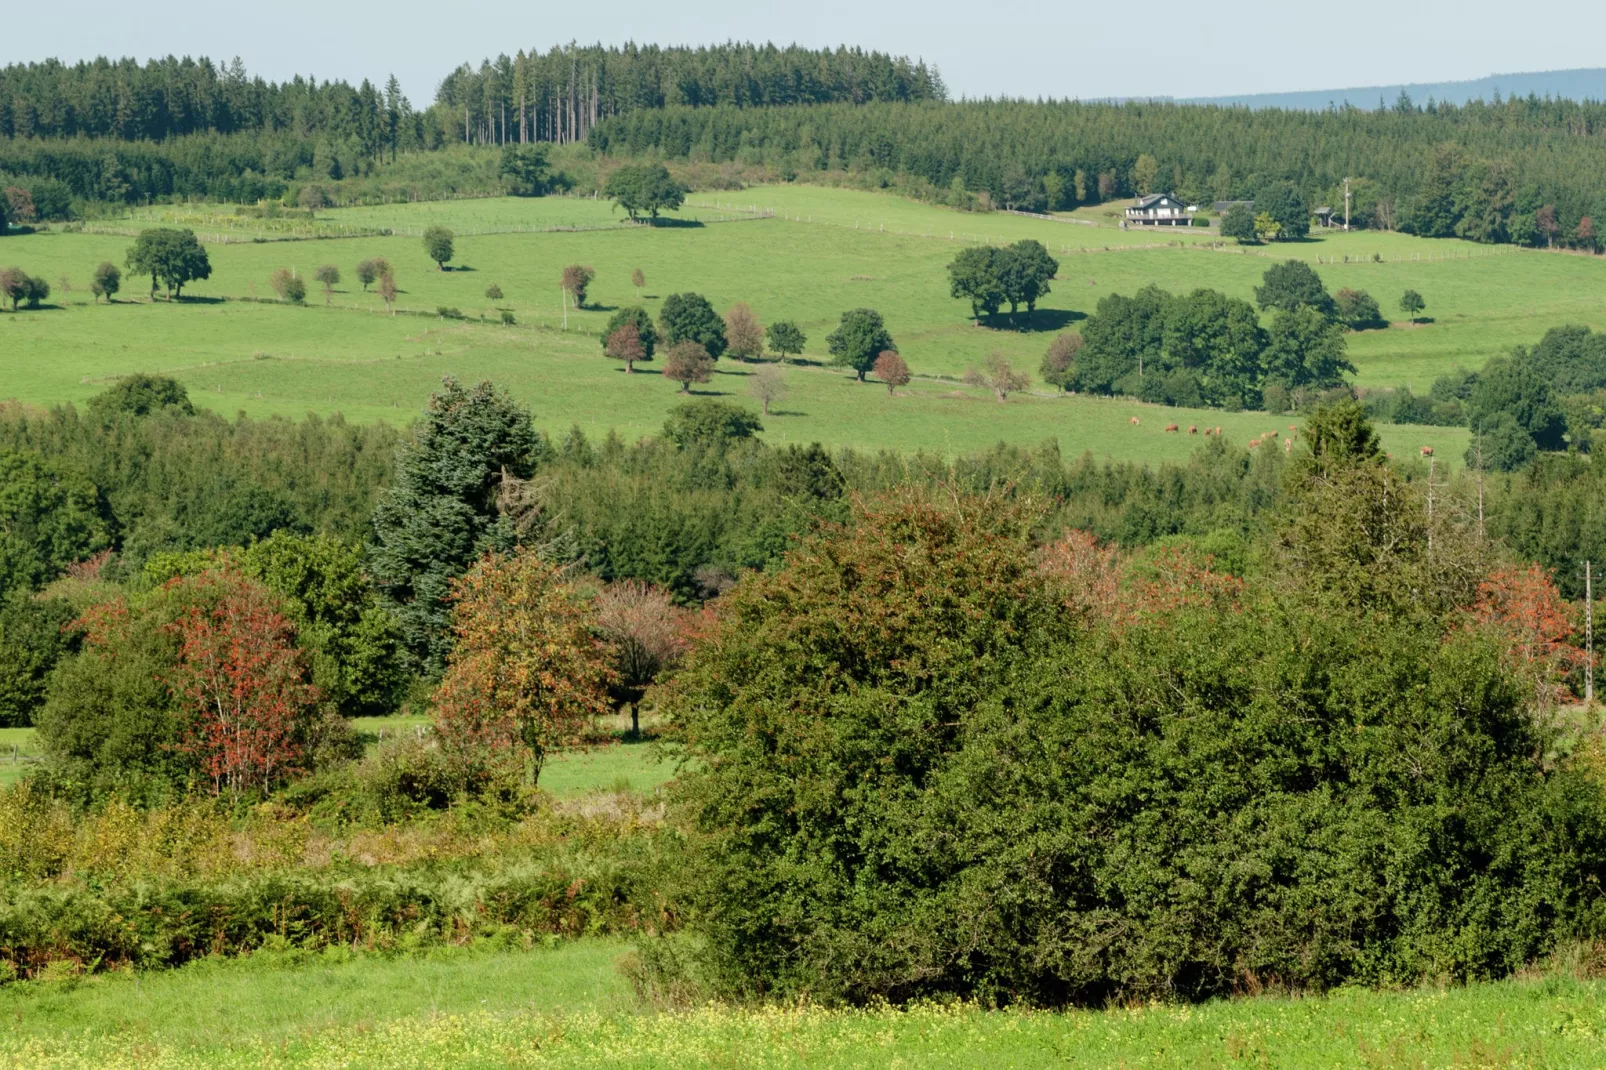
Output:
top-left (1129, 416), bottom-right (1140, 425)
top-left (1284, 439), bottom-right (1292, 451)
top-left (1214, 427), bottom-right (1222, 436)
top-left (1289, 424), bottom-right (1298, 431)
top-left (1165, 423), bottom-right (1180, 433)
top-left (1188, 425), bottom-right (1198, 434)
top-left (1248, 437), bottom-right (1261, 448)
top-left (1420, 446), bottom-right (1434, 457)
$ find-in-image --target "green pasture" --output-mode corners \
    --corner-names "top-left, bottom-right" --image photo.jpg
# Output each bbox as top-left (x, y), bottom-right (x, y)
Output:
top-left (4, 937), bottom-right (1605, 1068)
top-left (0, 727), bottom-right (39, 789)
top-left (8, 184), bottom-right (1601, 464)
top-left (0, 287), bottom-right (1465, 464)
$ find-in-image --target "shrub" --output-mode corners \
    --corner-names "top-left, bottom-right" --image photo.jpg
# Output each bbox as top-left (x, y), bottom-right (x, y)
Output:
top-left (660, 491), bottom-right (1606, 1006)
top-left (423, 226), bottom-right (454, 270)
top-left (501, 310), bottom-right (515, 326)
top-left (269, 268), bottom-right (306, 304)
top-left (90, 261), bottom-right (121, 303)
top-left (561, 265), bottom-right (594, 308)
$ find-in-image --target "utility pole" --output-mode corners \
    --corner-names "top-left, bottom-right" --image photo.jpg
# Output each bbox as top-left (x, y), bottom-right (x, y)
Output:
top-left (1344, 177), bottom-right (1352, 232)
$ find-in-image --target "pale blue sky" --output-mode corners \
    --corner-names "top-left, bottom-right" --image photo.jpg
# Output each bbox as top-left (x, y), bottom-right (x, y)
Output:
top-left (8, 0), bottom-right (1606, 109)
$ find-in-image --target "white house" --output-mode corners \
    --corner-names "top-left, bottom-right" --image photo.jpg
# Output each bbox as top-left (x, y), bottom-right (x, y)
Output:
top-left (1124, 193), bottom-right (1193, 227)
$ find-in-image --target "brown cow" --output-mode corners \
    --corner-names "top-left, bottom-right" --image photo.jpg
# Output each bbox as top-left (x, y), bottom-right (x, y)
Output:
top-left (1214, 427), bottom-right (1223, 436)
top-left (1165, 423), bottom-right (1180, 433)
top-left (1420, 446), bottom-right (1434, 457)
top-left (1129, 416), bottom-right (1140, 425)
top-left (1188, 425), bottom-right (1198, 434)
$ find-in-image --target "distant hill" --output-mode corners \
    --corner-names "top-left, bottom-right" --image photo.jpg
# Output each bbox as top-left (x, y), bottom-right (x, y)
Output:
top-left (1182, 68), bottom-right (1606, 110)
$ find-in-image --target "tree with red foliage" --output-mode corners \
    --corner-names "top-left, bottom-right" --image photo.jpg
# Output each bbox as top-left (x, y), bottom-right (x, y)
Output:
top-left (433, 549), bottom-right (614, 784)
top-left (164, 572), bottom-right (322, 798)
top-left (594, 579), bottom-right (688, 737)
top-left (1467, 564), bottom-right (1590, 710)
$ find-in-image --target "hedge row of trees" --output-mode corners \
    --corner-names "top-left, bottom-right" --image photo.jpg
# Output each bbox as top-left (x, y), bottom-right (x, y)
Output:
top-left (588, 95), bottom-right (1606, 247)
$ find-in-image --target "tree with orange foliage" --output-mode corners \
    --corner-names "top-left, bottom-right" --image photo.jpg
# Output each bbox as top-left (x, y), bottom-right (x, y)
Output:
top-left (1468, 564), bottom-right (1590, 710)
top-left (433, 549), bottom-right (614, 784)
top-left (164, 571), bottom-right (322, 799)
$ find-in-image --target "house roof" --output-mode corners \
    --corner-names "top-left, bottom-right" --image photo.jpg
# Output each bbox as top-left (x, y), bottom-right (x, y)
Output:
top-left (1314, 206), bottom-right (1333, 214)
top-left (1132, 193), bottom-right (1170, 208)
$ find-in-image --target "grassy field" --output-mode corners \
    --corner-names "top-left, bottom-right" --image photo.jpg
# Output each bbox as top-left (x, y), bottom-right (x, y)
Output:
top-left (9, 184), bottom-right (1601, 464)
top-left (0, 727), bottom-right (39, 789)
top-left (3, 937), bottom-right (1605, 1068)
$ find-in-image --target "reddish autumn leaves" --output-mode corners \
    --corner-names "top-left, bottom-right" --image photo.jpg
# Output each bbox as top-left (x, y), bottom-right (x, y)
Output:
top-left (1468, 564), bottom-right (1592, 708)
top-left (165, 573), bottom-right (320, 797)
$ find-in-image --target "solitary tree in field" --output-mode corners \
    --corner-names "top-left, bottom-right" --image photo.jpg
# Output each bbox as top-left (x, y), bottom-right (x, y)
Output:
top-left (724, 302), bottom-right (764, 360)
top-left (1400, 289), bottom-right (1426, 324)
top-left (91, 262), bottom-right (121, 304)
top-left (356, 257), bottom-right (390, 290)
top-left (750, 363), bottom-right (786, 415)
top-left (126, 227), bottom-right (211, 300)
top-left (485, 283), bottom-right (504, 303)
top-left (631, 267), bottom-right (645, 298)
top-left (766, 320), bottom-right (806, 361)
top-left (561, 264), bottom-right (595, 309)
top-left (965, 352), bottom-right (1031, 402)
top-left (423, 226), bottom-right (454, 270)
top-left (315, 265), bottom-right (340, 304)
top-left (947, 245), bottom-right (1005, 324)
top-left (378, 271), bottom-right (398, 314)
top-left (270, 268), bottom-right (306, 305)
top-left (827, 308), bottom-right (895, 381)
top-left (605, 163), bottom-right (686, 223)
top-left (873, 351), bottom-right (911, 395)
top-left (433, 548), bottom-right (614, 785)
top-left (604, 320), bottom-right (646, 372)
top-left (662, 341), bottom-right (715, 392)
top-left (1039, 332), bottom-right (1082, 391)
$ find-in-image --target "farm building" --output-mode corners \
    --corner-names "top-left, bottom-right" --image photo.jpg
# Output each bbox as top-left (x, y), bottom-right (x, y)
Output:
top-left (1124, 193), bottom-right (1194, 226)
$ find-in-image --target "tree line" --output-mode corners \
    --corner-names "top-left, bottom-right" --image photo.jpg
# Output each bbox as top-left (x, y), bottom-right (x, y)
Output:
top-left (588, 95), bottom-right (1606, 249)
top-left (434, 42), bottom-right (946, 147)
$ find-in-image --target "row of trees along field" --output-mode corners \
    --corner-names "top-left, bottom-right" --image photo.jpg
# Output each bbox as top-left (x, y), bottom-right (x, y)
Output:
top-left (588, 96), bottom-right (1606, 249)
top-left (6, 396), bottom-right (1606, 1000)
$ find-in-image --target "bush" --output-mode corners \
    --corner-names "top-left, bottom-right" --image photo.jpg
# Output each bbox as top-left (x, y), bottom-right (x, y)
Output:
top-left (269, 268), bottom-right (306, 304)
top-left (661, 492), bottom-right (1606, 1006)
top-left (501, 310), bottom-right (515, 325)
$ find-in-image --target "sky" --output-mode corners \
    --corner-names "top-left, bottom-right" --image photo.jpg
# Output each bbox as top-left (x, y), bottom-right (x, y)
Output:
top-left (8, 0), bottom-right (1606, 108)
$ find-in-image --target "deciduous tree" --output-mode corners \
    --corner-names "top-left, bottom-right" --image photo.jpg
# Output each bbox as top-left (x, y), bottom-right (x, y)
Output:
top-left (561, 264), bottom-right (595, 308)
top-left (964, 351), bottom-right (1031, 401)
top-left (90, 261), bottom-right (121, 303)
top-left (724, 302), bottom-right (764, 360)
top-left (873, 351), bottom-right (910, 395)
top-left (750, 363), bottom-right (786, 414)
top-left (1400, 289), bottom-right (1425, 324)
top-left (423, 226), bottom-right (454, 270)
top-left (1040, 332), bottom-right (1083, 391)
top-left (766, 320), bottom-right (806, 360)
top-left (602, 306), bottom-right (657, 362)
top-left (270, 268), bottom-right (306, 304)
top-left (662, 341), bottom-right (715, 392)
top-left (1255, 260), bottom-right (1336, 318)
top-left (433, 549), bottom-right (613, 784)
top-left (314, 264), bottom-right (340, 304)
top-left (125, 228), bottom-right (211, 300)
top-left (827, 308), bottom-right (894, 381)
top-left (605, 320), bottom-right (646, 372)
top-left (378, 271), bottom-right (398, 314)
top-left (659, 292), bottom-right (727, 357)
top-left (594, 579), bottom-right (687, 736)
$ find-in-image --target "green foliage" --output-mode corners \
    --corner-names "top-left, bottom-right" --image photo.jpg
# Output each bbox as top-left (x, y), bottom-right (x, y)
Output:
top-left (1254, 259), bottom-right (1336, 318)
top-left (1254, 181), bottom-right (1310, 239)
top-left (946, 245), bottom-right (1004, 322)
top-left (1334, 288), bottom-right (1384, 330)
top-left (604, 163), bottom-right (686, 223)
top-left (270, 268), bottom-right (306, 304)
top-left (660, 400), bottom-right (763, 451)
top-left (765, 320), bottom-right (806, 359)
top-left (88, 374), bottom-right (195, 422)
top-left (423, 225), bottom-right (454, 269)
top-left (89, 261), bottom-right (120, 302)
top-left (1039, 334), bottom-right (1082, 391)
top-left (368, 378), bottom-right (544, 674)
top-left (657, 293), bottom-right (726, 358)
top-left (125, 228), bottom-right (211, 300)
top-left (0, 450), bottom-right (113, 601)
top-left (1469, 413), bottom-right (1537, 472)
top-left (1401, 288), bottom-right (1426, 322)
top-left (1468, 357), bottom-right (1567, 456)
top-left (602, 306), bottom-right (658, 360)
top-left (0, 596), bottom-right (77, 727)
top-left (826, 308), bottom-right (895, 381)
top-left (498, 143), bottom-right (551, 196)
top-left (663, 485), bottom-right (1606, 1005)
top-left (1263, 307), bottom-right (1357, 391)
top-left (1220, 203), bottom-right (1256, 242)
